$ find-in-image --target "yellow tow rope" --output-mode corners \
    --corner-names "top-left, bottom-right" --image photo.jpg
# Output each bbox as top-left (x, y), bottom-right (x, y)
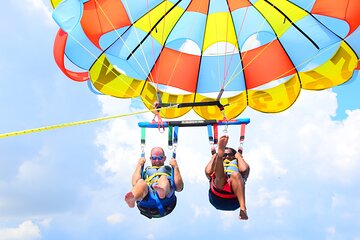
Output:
top-left (0, 107), bottom-right (168, 139)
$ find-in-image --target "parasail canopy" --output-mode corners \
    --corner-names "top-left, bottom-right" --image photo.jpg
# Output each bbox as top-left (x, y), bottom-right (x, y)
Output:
top-left (51, 0), bottom-right (360, 120)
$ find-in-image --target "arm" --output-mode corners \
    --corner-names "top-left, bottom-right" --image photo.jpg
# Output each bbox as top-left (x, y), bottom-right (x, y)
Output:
top-left (131, 157), bottom-right (146, 186)
top-left (205, 153), bottom-right (216, 180)
top-left (169, 158), bottom-right (184, 192)
top-left (235, 152), bottom-right (250, 179)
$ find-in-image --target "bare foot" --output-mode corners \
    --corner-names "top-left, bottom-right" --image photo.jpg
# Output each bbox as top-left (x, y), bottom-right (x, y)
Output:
top-left (239, 209), bottom-right (248, 220)
top-left (153, 184), bottom-right (166, 198)
top-left (125, 192), bottom-right (136, 208)
top-left (217, 135), bottom-right (229, 156)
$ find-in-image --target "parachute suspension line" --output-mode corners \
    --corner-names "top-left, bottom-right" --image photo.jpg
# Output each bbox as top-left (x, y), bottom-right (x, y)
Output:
top-left (125, 0), bottom-right (182, 61)
top-left (224, 7), bottom-right (270, 88)
top-left (223, 6), bottom-right (249, 88)
top-left (161, 1), bottom-right (205, 90)
top-left (54, 1), bottom-right (154, 107)
top-left (228, 31), bottom-right (358, 95)
top-left (225, 0), bottom-right (346, 90)
top-left (63, 31), bottom-right (152, 105)
top-left (222, 9), bottom-right (231, 89)
top-left (121, 0), bottom-right (157, 83)
top-left (145, 0), bottom-right (158, 85)
top-left (225, 38), bottom-right (275, 89)
top-left (95, 0), bottom-right (155, 84)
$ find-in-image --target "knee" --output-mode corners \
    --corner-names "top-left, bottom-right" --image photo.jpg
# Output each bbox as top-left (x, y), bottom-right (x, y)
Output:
top-left (230, 172), bottom-right (242, 182)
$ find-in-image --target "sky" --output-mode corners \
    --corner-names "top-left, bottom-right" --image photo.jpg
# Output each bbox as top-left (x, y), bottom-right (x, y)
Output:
top-left (1, 1), bottom-right (360, 240)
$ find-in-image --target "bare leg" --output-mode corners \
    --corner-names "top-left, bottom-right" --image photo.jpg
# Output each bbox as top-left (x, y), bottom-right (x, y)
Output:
top-left (152, 175), bottom-right (170, 199)
top-left (230, 172), bottom-right (248, 220)
top-left (214, 135), bottom-right (229, 188)
top-left (125, 179), bottom-right (148, 208)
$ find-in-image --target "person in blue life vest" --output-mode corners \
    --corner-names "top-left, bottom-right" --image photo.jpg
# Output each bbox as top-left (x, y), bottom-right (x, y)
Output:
top-left (124, 147), bottom-right (184, 217)
top-left (205, 135), bottom-right (250, 220)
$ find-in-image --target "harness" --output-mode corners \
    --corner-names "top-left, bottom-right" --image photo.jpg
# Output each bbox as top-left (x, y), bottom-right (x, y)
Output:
top-left (207, 121), bottom-right (249, 199)
top-left (136, 165), bottom-right (176, 219)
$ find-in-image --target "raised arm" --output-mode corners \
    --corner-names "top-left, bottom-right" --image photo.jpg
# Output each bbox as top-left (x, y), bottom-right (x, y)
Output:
top-left (205, 153), bottom-right (216, 180)
top-left (235, 152), bottom-right (250, 179)
top-left (131, 157), bottom-right (146, 186)
top-left (169, 158), bottom-right (184, 192)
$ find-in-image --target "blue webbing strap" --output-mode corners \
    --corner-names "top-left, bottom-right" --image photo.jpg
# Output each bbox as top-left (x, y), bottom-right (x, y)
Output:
top-left (172, 126), bottom-right (179, 159)
top-left (207, 125), bottom-right (216, 155)
top-left (151, 190), bottom-right (165, 216)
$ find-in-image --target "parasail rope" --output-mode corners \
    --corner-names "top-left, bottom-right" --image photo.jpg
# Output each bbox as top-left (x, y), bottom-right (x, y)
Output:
top-left (0, 106), bottom-right (177, 139)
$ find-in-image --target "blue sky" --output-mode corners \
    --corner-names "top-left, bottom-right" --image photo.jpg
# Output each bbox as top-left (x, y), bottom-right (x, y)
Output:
top-left (1, 1), bottom-right (360, 240)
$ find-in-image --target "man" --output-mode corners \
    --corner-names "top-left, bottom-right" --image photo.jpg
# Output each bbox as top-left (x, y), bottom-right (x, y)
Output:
top-left (125, 147), bottom-right (184, 218)
top-left (205, 135), bottom-right (249, 220)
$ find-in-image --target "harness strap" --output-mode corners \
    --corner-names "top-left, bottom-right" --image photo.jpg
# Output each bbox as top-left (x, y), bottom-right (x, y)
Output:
top-left (172, 126), bottom-right (179, 159)
top-left (207, 125), bottom-right (216, 155)
top-left (141, 127), bottom-right (146, 158)
top-left (213, 124), bottom-right (219, 145)
top-left (168, 126), bottom-right (173, 148)
top-left (238, 123), bottom-right (246, 155)
top-left (150, 190), bottom-right (165, 216)
top-left (145, 172), bottom-right (170, 184)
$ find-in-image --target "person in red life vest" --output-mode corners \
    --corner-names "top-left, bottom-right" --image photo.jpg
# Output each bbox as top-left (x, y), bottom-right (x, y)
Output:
top-left (124, 147), bottom-right (184, 218)
top-left (205, 135), bottom-right (250, 220)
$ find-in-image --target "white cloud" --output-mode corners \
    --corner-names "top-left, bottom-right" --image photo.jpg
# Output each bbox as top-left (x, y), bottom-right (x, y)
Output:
top-left (271, 195), bottom-right (290, 208)
top-left (145, 234), bottom-right (156, 240)
top-left (39, 218), bottom-right (52, 228)
top-left (253, 188), bottom-right (290, 208)
top-left (106, 213), bottom-right (125, 224)
top-left (220, 211), bottom-right (237, 229)
top-left (192, 205), bottom-right (211, 218)
top-left (0, 221), bottom-right (41, 240)
top-left (326, 226), bottom-right (336, 235)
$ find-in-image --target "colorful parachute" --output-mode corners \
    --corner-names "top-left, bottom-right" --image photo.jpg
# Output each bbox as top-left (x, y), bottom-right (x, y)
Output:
top-left (51, 0), bottom-right (360, 120)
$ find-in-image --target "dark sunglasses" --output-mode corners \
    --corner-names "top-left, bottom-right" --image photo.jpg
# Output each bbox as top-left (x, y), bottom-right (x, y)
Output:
top-left (150, 155), bottom-right (164, 160)
top-left (223, 153), bottom-right (234, 158)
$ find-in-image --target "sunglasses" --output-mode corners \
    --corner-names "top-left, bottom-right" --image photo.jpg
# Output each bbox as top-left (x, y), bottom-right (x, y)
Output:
top-left (150, 155), bottom-right (164, 161)
top-left (223, 153), bottom-right (234, 158)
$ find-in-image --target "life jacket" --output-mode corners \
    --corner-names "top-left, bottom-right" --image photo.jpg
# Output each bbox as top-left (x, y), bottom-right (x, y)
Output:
top-left (210, 159), bottom-right (239, 199)
top-left (224, 159), bottom-right (239, 176)
top-left (137, 165), bottom-right (176, 219)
